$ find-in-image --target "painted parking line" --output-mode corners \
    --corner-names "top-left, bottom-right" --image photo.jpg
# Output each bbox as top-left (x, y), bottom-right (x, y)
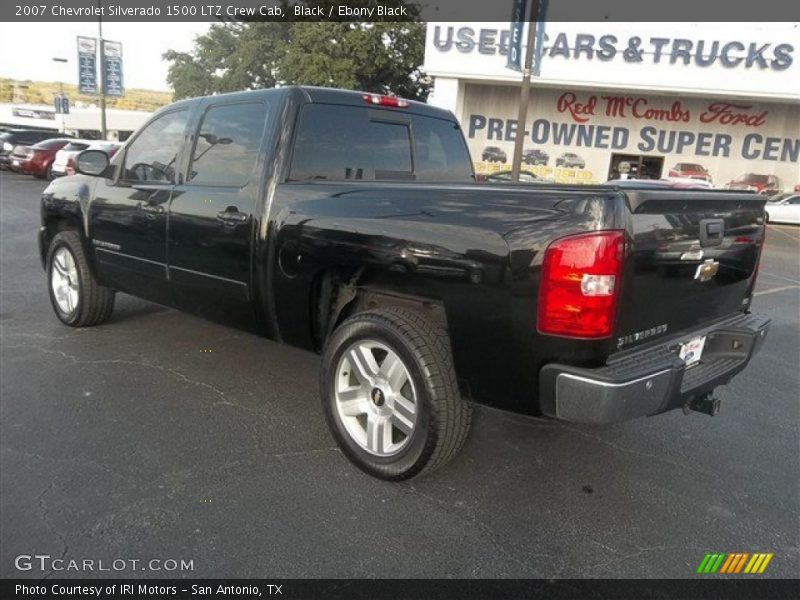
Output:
top-left (760, 271), bottom-right (800, 285)
top-left (753, 284), bottom-right (800, 297)
top-left (767, 225), bottom-right (800, 242)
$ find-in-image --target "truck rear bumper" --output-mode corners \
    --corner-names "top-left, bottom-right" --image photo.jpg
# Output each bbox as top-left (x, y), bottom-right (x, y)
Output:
top-left (539, 312), bottom-right (771, 424)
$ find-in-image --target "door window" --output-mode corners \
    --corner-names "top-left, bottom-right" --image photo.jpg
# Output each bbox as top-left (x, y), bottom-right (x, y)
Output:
top-left (122, 109), bottom-right (188, 184)
top-left (187, 102), bottom-right (269, 187)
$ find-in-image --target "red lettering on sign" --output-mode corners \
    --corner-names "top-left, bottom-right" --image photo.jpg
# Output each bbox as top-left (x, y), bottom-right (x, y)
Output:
top-left (631, 98), bottom-right (690, 122)
top-left (700, 102), bottom-right (767, 127)
top-left (556, 92), bottom-right (597, 123)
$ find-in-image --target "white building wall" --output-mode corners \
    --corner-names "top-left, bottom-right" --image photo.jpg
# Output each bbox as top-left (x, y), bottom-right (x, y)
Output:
top-left (424, 23), bottom-right (800, 187)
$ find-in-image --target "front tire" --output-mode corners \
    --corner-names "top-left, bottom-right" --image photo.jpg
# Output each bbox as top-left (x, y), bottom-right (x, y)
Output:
top-left (321, 307), bottom-right (471, 480)
top-left (46, 231), bottom-right (115, 327)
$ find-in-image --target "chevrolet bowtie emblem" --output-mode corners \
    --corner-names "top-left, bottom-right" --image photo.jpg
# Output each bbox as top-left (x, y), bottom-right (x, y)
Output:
top-left (694, 259), bottom-right (720, 282)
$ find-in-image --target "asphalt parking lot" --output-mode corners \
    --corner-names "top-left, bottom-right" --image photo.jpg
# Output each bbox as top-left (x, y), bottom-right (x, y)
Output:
top-left (1, 170), bottom-right (798, 579)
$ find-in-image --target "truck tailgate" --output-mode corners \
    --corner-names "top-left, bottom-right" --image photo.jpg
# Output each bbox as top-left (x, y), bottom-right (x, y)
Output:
top-left (616, 190), bottom-right (766, 350)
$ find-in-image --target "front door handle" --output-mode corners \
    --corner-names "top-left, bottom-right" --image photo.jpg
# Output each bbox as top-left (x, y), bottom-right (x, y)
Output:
top-left (216, 208), bottom-right (249, 224)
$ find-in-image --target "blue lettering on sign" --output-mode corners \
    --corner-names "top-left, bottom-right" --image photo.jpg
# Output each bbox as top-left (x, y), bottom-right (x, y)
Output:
top-left (467, 115), bottom-right (799, 162)
top-left (433, 27), bottom-right (795, 70)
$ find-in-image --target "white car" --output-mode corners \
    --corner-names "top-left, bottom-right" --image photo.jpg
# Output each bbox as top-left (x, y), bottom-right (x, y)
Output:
top-left (51, 140), bottom-right (120, 177)
top-left (664, 176), bottom-right (713, 189)
top-left (765, 194), bottom-right (800, 225)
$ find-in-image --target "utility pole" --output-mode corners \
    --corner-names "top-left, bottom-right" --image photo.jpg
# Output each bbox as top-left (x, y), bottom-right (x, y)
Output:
top-left (98, 0), bottom-right (107, 140)
top-left (510, 2), bottom-right (540, 182)
top-left (52, 57), bottom-right (68, 134)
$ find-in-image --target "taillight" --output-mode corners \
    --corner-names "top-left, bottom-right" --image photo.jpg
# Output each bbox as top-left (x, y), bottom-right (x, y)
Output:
top-left (537, 231), bottom-right (625, 339)
top-left (362, 93), bottom-right (409, 108)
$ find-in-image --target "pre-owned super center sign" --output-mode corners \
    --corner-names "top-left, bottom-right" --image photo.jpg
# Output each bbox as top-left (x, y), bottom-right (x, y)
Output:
top-left (461, 85), bottom-right (799, 185)
top-left (468, 92), bottom-right (797, 159)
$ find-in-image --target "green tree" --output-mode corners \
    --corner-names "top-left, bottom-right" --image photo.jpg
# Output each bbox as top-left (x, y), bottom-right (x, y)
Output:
top-left (163, 12), bottom-right (429, 100)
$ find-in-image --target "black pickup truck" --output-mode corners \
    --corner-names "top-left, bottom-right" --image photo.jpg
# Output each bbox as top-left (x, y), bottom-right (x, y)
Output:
top-left (39, 87), bottom-right (770, 480)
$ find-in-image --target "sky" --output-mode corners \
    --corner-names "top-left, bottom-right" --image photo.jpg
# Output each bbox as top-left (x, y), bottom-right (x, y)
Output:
top-left (0, 22), bottom-right (212, 91)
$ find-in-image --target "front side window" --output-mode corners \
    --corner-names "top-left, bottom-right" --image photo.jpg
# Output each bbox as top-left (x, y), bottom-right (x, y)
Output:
top-left (122, 109), bottom-right (188, 183)
top-left (187, 102), bottom-right (269, 187)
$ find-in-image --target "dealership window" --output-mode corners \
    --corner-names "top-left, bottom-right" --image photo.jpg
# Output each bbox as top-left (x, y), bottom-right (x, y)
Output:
top-left (188, 102), bottom-right (269, 187)
top-left (122, 109), bottom-right (188, 184)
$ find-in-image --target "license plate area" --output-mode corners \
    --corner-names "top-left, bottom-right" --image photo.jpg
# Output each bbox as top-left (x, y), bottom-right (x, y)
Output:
top-left (679, 335), bottom-right (706, 367)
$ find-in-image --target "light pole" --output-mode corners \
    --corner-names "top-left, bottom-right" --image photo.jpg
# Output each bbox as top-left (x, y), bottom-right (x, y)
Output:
top-left (52, 57), bottom-right (68, 134)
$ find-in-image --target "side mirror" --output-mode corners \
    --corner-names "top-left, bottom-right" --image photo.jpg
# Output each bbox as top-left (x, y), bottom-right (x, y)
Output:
top-left (75, 149), bottom-right (110, 177)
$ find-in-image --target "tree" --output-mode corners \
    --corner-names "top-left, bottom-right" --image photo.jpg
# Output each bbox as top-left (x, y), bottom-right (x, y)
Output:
top-left (163, 11), bottom-right (429, 100)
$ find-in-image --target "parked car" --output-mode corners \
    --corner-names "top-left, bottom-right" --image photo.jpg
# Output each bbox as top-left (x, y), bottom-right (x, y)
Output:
top-left (765, 194), bottom-right (800, 225)
top-left (481, 146), bottom-right (507, 163)
top-left (39, 86), bottom-right (770, 480)
top-left (668, 162), bottom-right (712, 183)
top-left (8, 138), bottom-right (73, 179)
top-left (51, 140), bottom-right (120, 177)
top-left (1, 129), bottom-right (68, 169)
top-left (522, 148), bottom-right (549, 166)
top-left (555, 152), bottom-right (585, 168)
top-left (662, 176), bottom-right (713, 189)
top-left (725, 173), bottom-right (783, 195)
top-left (607, 178), bottom-right (714, 190)
top-left (482, 169), bottom-right (549, 183)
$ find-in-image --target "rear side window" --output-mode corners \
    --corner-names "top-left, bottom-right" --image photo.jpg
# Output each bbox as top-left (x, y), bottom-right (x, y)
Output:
top-left (63, 142), bottom-right (90, 152)
top-left (187, 102), bottom-right (269, 187)
top-left (33, 139), bottom-right (67, 150)
top-left (289, 104), bottom-right (472, 182)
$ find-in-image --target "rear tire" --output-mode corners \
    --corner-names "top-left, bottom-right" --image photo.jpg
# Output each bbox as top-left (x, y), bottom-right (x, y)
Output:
top-left (321, 307), bottom-right (471, 480)
top-left (46, 231), bottom-right (115, 327)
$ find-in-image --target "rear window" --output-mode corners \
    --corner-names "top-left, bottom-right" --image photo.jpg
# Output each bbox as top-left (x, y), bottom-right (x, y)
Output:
top-left (289, 104), bottom-right (473, 183)
top-left (63, 142), bottom-right (90, 152)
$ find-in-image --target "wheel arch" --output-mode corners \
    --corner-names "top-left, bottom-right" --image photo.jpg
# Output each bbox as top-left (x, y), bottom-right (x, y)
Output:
top-left (40, 214), bottom-right (97, 277)
top-left (309, 266), bottom-right (448, 352)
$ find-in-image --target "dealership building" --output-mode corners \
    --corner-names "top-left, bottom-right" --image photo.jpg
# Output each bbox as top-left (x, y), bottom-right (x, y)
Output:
top-left (0, 103), bottom-right (150, 141)
top-left (424, 23), bottom-right (800, 190)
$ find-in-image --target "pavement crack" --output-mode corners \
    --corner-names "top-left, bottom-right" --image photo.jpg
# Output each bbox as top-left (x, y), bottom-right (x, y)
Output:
top-left (4, 343), bottom-right (229, 401)
top-left (556, 423), bottom-right (711, 478)
top-left (405, 483), bottom-right (538, 576)
top-left (586, 544), bottom-right (702, 574)
top-left (35, 482), bottom-right (68, 580)
top-left (2, 446), bottom-right (132, 482)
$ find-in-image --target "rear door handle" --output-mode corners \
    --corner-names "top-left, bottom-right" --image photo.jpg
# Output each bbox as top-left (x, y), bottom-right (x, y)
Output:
top-left (138, 202), bottom-right (164, 214)
top-left (216, 209), bottom-right (249, 224)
